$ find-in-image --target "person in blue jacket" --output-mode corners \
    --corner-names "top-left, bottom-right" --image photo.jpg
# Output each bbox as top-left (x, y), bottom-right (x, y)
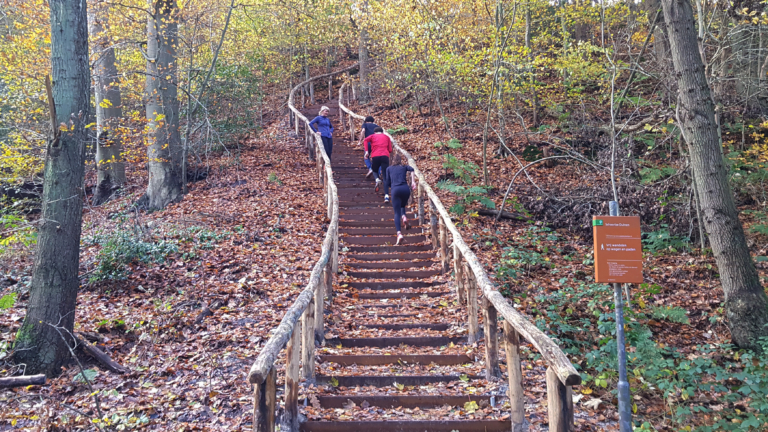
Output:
top-left (358, 116), bottom-right (380, 178)
top-left (309, 106), bottom-right (334, 159)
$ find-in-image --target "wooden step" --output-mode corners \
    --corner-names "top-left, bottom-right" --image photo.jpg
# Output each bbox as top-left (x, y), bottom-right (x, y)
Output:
top-left (340, 220), bottom-right (418, 228)
top-left (343, 236), bottom-right (427, 246)
top-left (326, 336), bottom-right (466, 348)
top-left (347, 252), bottom-right (435, 261)
top-left (303, 394), bottom-right (494, 408)
top-left (347, 281), bottom-right (444, 290)
top-left (348, 245), bottom-right (433, 253)
top-left (340, 227), bottom-right (423, 235)
top-left (354, 291), bottom-right (450, 299)
top-left (301, 420), bottom-right (512, 432)
top-left (346, 261), bottom-right (434, 270)
top-left (315, 374), bottom-right (481, 386)
top-left (346, 269), bottom-right (440, 279)
top-left (318, 354), bottom-right (471, 366)
top-left (356, 323), bottom-right (452, 330)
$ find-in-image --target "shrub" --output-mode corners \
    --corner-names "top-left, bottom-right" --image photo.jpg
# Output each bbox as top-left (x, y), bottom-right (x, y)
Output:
top-left (436, 180), bottom-right (494, 215)
top-left (442, 154), bottom-right (478, 184)
top-left (87, 229), bottom-right (178, 282)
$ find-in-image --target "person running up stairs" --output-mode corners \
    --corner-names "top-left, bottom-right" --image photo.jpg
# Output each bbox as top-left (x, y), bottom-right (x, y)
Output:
top-left (385, 152), bottom-right (417, 245)
top-left (363, 127), bottom-right (393, 202)
top-left (357, 116), bottom-right (380, 178)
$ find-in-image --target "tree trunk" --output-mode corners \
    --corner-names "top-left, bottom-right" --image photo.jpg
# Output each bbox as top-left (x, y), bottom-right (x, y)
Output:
top-left (662, 0), bottom-right (768, 350)
top-left (144, 0), bottom-right (182, 210)
top-left (358, 0), bottom-right (371, 103)
top-left (89, 3), bottom-right (125, 205)
top-left (14, 0), bottom-right (90, 376)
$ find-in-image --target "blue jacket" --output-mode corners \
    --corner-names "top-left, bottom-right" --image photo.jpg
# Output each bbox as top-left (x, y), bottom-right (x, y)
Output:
top-left (309, 115), bottom-right (334, 138)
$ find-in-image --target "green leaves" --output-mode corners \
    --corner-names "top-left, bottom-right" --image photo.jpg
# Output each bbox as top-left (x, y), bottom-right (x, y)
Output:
top-left (437, 180), bottom-right (494, 215)
top-left (73, 368), bottom-right (98, 384)
top-left (0, 293), bottom-right (16, 310)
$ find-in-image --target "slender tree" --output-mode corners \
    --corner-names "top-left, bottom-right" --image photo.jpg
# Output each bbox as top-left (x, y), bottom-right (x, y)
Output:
top-left (358, 0), bottom-right (371, 103)
top-left (661, 0), bottom-right (768, 350)
top-left (144, 0), bottom-right (183, 209)
top-left (89, 2), bottom-right (125, 205)
top-left (14, 0), bottom-right (90, 376)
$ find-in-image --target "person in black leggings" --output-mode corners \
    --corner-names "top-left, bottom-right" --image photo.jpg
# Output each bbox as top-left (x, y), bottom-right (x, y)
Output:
top-left (385, 153), bottom-right (417, 245)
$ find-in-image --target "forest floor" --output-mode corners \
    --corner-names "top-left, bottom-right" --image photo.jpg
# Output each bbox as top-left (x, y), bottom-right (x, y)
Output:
top-left (1, 88), bottom-right (767, 430)
top-left (0, 120), bottom-right (329, 429)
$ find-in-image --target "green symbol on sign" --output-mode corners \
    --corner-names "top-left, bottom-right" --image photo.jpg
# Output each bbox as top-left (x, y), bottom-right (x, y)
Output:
top-left (593, 220), bottom-right (604, 226)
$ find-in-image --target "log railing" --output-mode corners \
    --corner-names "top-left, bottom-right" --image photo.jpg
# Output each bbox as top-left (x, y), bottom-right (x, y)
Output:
top-left (247, 65), bottom-right (355, 432)
top-left (339, 82), bottom-right (582, 432)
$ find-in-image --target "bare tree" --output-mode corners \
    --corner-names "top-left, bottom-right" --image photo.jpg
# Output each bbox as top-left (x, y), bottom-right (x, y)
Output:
top-left (14, 0), bottom-right (90, 376)
top-left (89, 1), bottom-right (125, 205)
top-left (662, 0), bottom-right (768, 350)
top-left (143, 0), bottom-right (183, 210)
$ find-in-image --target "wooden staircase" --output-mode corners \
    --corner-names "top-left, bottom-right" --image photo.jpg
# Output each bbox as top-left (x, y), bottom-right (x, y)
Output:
top-left (300, 143), bottom-right (511, 431)
top-left (247, 67), bottom-right (580, 432)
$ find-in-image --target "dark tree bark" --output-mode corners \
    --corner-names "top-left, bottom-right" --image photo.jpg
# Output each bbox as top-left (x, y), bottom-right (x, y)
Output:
top-left (662, 0), bottom-right (768, 349)
top-left (14, 0), bottom-right (90, 376)
top-left (143, 0), bottom-right (183, 210)
top-left (89, 3), bottom-right (125, 205)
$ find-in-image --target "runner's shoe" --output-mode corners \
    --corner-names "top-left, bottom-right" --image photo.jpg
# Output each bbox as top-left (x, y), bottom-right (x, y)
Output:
top-left (375, 178), bottom-right (382, 192)
top-left (365, 169), bottom-right (373, 179)
top-left (402, 214), bottom-right (409, 230)
top-left (396, 233), bottom-right (405, 245)
top-left (384, 194), bottom-right (390, 203)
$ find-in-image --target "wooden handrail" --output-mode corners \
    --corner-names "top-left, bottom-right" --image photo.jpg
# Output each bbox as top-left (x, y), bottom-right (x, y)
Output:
top-left (248, 67), bottom-right (351, 390)
top-left (337, 83), bottom-right (581, 387)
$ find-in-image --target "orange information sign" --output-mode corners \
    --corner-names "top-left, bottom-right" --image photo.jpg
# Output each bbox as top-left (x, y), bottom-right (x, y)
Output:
top-left (593, 216), bottom-right (643, 283)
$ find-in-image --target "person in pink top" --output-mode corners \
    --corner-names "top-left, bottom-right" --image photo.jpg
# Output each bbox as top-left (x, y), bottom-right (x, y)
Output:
top-left (363, 127), bottom-right (393, 202)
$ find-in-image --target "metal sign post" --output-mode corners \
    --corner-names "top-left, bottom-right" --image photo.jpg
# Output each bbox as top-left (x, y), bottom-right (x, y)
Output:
top-left (609, 201), bottom-right (632, 432)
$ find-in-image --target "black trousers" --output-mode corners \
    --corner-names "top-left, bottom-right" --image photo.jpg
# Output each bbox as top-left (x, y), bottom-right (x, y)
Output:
top-left (371, 156), bottom-right (390, 195)
top-left (321, 136), bottom-right (333, 159)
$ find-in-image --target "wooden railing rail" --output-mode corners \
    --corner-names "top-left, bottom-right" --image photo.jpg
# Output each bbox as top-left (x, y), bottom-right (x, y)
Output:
top-left (339, 82), bottom-right (581, 432)
top-left (247, 66), bottom-right (354, 432)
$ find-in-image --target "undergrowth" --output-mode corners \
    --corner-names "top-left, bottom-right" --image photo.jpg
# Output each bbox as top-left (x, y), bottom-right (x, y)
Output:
top-left (84, 214), bottom-right (231, 282)
top-left (493, 223), bottom-right (768, 430)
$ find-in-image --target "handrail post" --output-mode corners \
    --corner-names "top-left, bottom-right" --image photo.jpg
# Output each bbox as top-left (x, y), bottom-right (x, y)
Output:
top-left (324, 260), bottom-right (333, 300)
top-left (302, 297), bottom-right (316, 380)
top-left (439, 217), bottom-right (449, 274)
top-left (503, 321), bottom-right (525, 432)
top-left (483, 297), bottom-right (501, 379)
top-left (295, 112), bottom-right (300, 136)
top-left (284, 326), bottom-right (301, 431)
top-left (328, 78), bottom-right (332, 100)
top-left (348, 113), bottom-right (354, 143)
top-left (332, 225), bottom-right (339, 274)
top-left (253, 366), bottom-right (276, 432)
top-left (429, 200), bottom-right (439, 250)
top-left (464, 263), bottom-right (479, 344)
top-left (417, 184), bottom-right (424, 226)
top-left (314, 276), bottom-right (324, 344)
top-left (547, 367), bottom-right (574, 432)
top-left (327, 179), bottom-right (333, 220)
top-left (453, 246), bottom-right (465, 305)
top-left (318, 148), bottom-right (324, 187)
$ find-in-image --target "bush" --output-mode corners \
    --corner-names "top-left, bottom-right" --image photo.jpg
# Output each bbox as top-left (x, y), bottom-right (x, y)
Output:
top-left (87, 229), bottom-right (178, 282)
top-left (442, 154), bottom-right (478, 184)
top-left (386, 125), bottom-right (409, 135)
top-left (436, 180), bottom-right (494, 215)
top-left (642, 224), bottom-right (689, 254)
